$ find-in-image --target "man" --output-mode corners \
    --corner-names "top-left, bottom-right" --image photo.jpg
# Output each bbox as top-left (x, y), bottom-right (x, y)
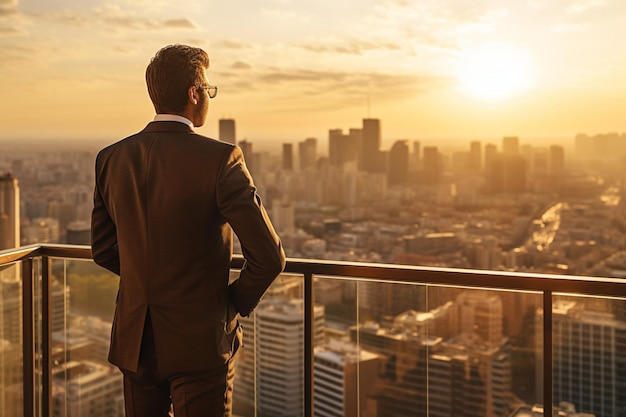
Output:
top-left (91, 44), bottom-right (286, 417)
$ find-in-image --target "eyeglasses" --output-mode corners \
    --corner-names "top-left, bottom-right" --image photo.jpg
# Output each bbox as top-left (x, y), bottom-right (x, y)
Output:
top-left (198, 84), bottom-right (218, 99)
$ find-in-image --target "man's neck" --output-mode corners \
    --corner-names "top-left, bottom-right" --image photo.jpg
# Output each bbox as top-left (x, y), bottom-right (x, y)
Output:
top-left (153, 114), bottom-right (193, 127)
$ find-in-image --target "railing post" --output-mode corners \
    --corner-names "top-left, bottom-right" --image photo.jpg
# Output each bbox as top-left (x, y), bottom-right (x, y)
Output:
top-left (22, 258), bottom-right (35, 417)
top-left (543, 290), bottom-right (553, 417)
top-left (42, 256), bottom-right (52, 417)
top-left (304, 272), bottom-right (314, 417)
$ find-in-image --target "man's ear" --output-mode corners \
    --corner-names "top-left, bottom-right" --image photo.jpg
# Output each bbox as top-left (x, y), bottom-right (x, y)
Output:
top-left (188, 86), bottom-right (199, 105)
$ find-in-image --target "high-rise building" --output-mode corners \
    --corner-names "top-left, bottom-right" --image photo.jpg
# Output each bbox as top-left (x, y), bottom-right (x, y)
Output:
top-left (282, 143), bottom-right (294, 171)
top-left (299, 137), bottom-right (317, 171)
top-left (387, 140), bottom-right (409, 187)
top-left (422, 146), bottom-right (443, 185)
top-left (256, 299), bottom-right (324, 416)
top-left (469, 141), bottom-right (482, 172)
top-left (455, 291), bottom-right (503, 345)
top-left (219, 118), bottom-right (236, 144)
top-left (412, 141), bottom-right (421, 172)
top-left (352, 293), bottom-right (512, 417)
top-left (536, 299), bottom-right (626, 417)
top-left (486, 155), bottom-right (527, 194)
top-left (0, 173), bottom-right (20, 250)
top-left (549, 145), bottom-right (565, 177)
top-left (51, 361), bottom-right (123, 417)
top-left (238, 140), bottom-right (254, 175)
top-left (314, 340), bottom-right (380, 417)
top-left (329, 129), bottom-right (360, 168)
top-left (502, 136), bottom-right (519, 155)
top-left (234, 294), bottom-right (325, 416)
top-left (359, 118), bottom-right (382, 173)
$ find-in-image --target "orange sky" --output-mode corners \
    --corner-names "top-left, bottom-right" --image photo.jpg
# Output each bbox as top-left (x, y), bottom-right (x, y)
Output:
top-left (1, 0), bottom-right (626, 150)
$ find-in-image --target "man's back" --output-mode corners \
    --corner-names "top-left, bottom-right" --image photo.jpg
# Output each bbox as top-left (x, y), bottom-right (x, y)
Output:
top-left (92, 121), bottom-right (285, 374)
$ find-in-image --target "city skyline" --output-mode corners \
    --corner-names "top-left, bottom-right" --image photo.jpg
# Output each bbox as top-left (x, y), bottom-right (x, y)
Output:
top-left (1, 1), bottom-right (626, 146)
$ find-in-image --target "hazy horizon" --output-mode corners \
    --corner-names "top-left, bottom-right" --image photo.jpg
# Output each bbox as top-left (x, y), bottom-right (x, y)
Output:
top-left (2, 0), bottom-right (626, 146)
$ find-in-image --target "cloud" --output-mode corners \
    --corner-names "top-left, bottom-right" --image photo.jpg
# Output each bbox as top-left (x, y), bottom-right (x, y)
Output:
top-left (566, 0), bottom-right (606, 14)
top-left (299, 39), bottom-right (403, 56)
top-left (40, 4), bottom-right (197, 31)
top-left (232, 61), bottom-right (252, 70)
top-left (215, 40), bottom-right (251, 50)
top-left (238, 67), bottom-right (448, 107)
top-left (0, 0), bottom-right (17, 15)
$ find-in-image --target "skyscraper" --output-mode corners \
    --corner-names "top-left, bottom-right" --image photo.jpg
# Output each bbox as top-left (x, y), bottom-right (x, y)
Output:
top-left (537, 299), bottom-right (626, 417)
top-left (329, 129), bottom-right (360, 168)
top-left (549, 145), bottom-right (565, 176)
top-left (235, 297), bottom-right (325, 416)
top-left (468, 141), bottom-right (482, 172)
top-left (0, 173), bottom-right (20, 250)
top-left (298, 137), bottom-right (317, 171)
top-left (387, 140), bottom-right (409, 186)
top-left (282, 143), bottom-right (294, 171)
top-left (218, 118), bottom-right (236, 144)
top-left (314, 340), bottom-right (380, 417)
top-left (359, 118), bottom-right (382, 173)
top-left (502, 136), bottom-right (520, 155)
top-left (422, 146), bottom-right (443, 185)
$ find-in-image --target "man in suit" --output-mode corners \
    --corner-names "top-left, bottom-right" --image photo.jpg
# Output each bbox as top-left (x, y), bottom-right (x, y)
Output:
top-left (91, 44), bottom-right (286, 417)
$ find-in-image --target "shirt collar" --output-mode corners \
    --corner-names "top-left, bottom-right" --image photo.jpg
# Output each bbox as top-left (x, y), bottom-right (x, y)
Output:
top-left (153, 114), bottom-right (194, 128)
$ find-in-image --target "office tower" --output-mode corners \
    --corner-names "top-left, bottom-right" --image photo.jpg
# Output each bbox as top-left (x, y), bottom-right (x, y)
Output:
top-left (0, 173), bottom-right (20, 250)
top-left (455, 291), bottom-right (503, 345)
top-left (531, 148), bottom-right (549, 176)
top-left (359, 118), bottom-right (382, 173)
top-left (549, 145), bottom-right (565, 176)
top-left (502, 136), bottom-right (519, 155)
top-left (536, 299), bottom-right (626, 417)
top-left (468, 141), bottom-right (482, 172)
top-left (238, 140), bottom-right (254, 175)
top-left (422, 146), bottom-right (443, 185)
top-left (329, 129), bottom-right (360, 168)
top-left (353, 294), bottom-right (512, 417)
top-left (66, 221), bottom-right (91, 245)
top-left (271, 200), bottom-right (295, 233)
top-left (387, 140), bottom-right (409, 186)
top-left (314, 340), bottom-right (380, 417)
top-left (574, 134), bottom-right (593, 157)
top-left (486, 155), bottom-right (527, 194)
top-left (428, 342), bottom-right (512, 417)
top-left (298, 137), bottom-right (317, 171)
top-left (219, 118), bottom-right (236, 144)
top-left (21, 217), bottom-right (60, 244)
top-left (484, 144), bottom-right (497, 174)
top-left (329, 129), bottom-right (345, 167)
top-left (254, 299), bottom-right (324, 417)
top-left (412, 141), bottom-right (421, 171)
top-left (0, 275), bottom-right (21, 345)
top-left (282, 143), bottom-right (294, 171)
top-left (234, 296), bottom-right (325, 416)
top-left (0, 338), bottom-right (22, 417)
top-left (52, 361), bottom-right (123, 417)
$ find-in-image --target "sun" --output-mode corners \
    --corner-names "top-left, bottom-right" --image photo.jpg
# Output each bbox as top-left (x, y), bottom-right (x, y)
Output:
top-left (456, 42), bottom-right (535, 102)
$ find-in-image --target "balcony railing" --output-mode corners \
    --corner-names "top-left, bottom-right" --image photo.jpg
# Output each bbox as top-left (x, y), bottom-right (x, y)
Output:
top-left (2, 244), bottom-right (626, 417)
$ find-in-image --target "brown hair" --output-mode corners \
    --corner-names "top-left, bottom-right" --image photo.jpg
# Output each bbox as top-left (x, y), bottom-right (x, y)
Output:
top-left (145, 44), bottom-right (210, 114)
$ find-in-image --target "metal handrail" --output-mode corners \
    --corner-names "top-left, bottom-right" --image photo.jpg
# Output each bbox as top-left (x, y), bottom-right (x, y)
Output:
top-left (3, 244), bottom-right (626, 296)
top-left (4, 243), bottom-right (626, 417)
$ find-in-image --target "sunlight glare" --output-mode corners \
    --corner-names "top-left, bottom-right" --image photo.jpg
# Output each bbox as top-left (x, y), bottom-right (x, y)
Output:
top-left (457, 43), bottom-right (535, 102)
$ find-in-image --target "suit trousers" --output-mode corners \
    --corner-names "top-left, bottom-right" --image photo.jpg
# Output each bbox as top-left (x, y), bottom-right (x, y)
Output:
top-left (121, 313), bottom-right (235, 417)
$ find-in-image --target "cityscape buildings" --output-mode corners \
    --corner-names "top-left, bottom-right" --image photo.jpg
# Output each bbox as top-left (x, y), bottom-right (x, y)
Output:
top-left (1, 119), bottom-right (626, 416)
top-left (219, 118), bottom-right (237, 145)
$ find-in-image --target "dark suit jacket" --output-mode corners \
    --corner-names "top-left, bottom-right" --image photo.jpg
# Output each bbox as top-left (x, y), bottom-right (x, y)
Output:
top-left (91, 121), bottom-right (285, 374)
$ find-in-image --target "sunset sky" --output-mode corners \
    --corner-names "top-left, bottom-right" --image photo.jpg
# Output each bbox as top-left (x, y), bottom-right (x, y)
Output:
top-left (1, 0), bottom-right (626, 150)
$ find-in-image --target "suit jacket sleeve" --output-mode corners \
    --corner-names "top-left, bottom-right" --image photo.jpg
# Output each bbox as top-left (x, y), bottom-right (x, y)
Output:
top-left (217, 146), bottom-right (286, 316)
top-left (91, 153), bottom-right (121, 275)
